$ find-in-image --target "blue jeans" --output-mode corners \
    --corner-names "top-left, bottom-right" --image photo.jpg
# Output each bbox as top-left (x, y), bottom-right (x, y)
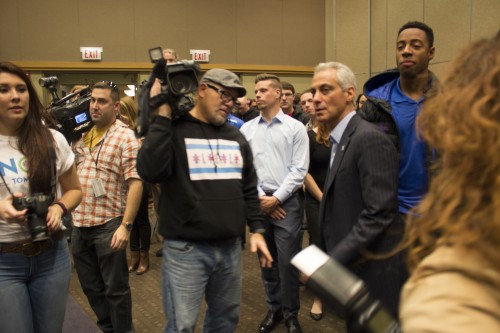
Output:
top-left (71, 217), bottom-right (133, 333)
top-left (162, 238), bottom-right (242, 333)
top-left (0, 238), bottom-right (71, 333)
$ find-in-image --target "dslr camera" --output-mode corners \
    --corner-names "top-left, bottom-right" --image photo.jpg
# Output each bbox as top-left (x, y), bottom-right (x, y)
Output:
top-left (136, 55), bottom-right (200, 137)
top-left (13, 194), bottom-right (52, 242)
top-left (39, 76), bottom-right (93, 142)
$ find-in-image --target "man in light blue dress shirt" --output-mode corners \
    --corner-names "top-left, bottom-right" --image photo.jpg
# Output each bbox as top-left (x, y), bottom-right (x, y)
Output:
top-left (241, 74), bottom-right (309, 333)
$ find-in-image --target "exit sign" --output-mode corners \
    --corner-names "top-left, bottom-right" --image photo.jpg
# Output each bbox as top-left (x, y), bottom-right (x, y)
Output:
top-left (190, 49), bottom-right (210, 62)
top-left (80, 47), bottom-right (103, 61)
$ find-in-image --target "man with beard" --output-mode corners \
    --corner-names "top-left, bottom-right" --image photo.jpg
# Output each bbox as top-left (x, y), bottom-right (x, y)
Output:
top-left (137, 69), bottom-right (272, 333)
top-left (72, 81), bottom-right (143, 333)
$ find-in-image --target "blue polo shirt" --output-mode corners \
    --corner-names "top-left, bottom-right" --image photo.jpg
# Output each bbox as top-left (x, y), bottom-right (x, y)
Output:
top-left (390, 78), bottom-right (428, 214)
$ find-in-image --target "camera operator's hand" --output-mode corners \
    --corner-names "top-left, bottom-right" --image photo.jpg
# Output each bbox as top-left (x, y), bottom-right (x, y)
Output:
top-left (0, 193), bottom-right (27, 223)
top-left (250, 232), bottom-right (273, 268)
top-left (150, 78), bottom-right (173, 118)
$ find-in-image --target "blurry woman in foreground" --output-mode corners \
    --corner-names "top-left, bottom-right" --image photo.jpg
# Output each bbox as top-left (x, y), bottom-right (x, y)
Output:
top-left (400, 36), bottom-right (500, 332)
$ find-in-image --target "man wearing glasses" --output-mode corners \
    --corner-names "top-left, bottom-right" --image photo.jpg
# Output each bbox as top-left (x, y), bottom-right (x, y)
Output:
top-left (71, 81), bottom-right (143, 333)
top-left (280, 81), bottom-right (309, 125)
top-left (137, 69), bottom-right (272, 333)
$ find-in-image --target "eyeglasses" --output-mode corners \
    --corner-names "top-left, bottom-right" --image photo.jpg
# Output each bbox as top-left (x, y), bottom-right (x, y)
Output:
top-left (205, 83), bottom-right (235, 104)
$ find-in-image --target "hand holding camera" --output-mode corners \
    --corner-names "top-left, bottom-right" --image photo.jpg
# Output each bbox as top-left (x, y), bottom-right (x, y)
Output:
top-left (149, 78), bottom-right (173, 119)
top-left (12, 194), bottom-right (52, 242)
top-left (0, 194), bottom-right (28, 224)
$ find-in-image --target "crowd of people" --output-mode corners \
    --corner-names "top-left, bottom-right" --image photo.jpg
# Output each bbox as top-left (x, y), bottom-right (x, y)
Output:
top-left (0, 20), bottom-right (498, 333)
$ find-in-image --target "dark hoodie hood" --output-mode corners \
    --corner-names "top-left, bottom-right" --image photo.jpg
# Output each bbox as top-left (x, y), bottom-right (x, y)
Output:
top-left (363, 68), bottom-right (439, 100)
top-left (363, 68), bottom-right (400, 99)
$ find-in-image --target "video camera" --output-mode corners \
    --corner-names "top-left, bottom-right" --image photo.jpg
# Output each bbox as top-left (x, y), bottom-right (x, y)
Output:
top-left (39, 76), bottom-right (93, 142)
top-left (292, 245), bottom-right (401, 333)
top-left (136, 52), bottom-right (200, 137)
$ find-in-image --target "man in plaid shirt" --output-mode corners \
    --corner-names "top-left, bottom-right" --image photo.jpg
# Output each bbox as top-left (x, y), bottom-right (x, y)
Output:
top-left (71, 81), bottom-right (143, 333)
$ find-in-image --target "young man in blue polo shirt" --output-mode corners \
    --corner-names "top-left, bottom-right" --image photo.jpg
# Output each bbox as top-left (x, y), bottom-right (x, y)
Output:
top-left (360, 21), bottom-right (438, 218)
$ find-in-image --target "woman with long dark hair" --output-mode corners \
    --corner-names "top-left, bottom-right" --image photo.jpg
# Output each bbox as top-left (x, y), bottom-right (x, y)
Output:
top-left (0, 61), bottom-right (82, 332)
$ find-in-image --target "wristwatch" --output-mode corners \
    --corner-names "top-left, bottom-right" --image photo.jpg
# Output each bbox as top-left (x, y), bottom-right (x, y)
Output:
top-left (122, 221), bottom-right (133, 231)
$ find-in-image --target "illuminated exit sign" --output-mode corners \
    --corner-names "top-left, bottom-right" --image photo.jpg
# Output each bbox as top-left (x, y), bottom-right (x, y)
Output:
top-left (190, 49), bottom-right (210, 62)
top-left (80, 47), bottom-right (103, 61)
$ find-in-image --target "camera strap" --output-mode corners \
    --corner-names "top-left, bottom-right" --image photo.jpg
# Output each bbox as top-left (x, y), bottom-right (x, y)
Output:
top-left (0, 129), bottom-right (57, 201)
top-left (46, 129), bottom-right (57, 200)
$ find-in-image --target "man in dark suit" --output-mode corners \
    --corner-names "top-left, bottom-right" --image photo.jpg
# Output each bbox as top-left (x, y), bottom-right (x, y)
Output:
top-left (312, 62), bottom-right (407, 328)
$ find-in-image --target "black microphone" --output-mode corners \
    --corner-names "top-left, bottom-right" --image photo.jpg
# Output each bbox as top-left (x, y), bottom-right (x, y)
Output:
top-left (151, 58), bottom-right (167, 83)
top-left (291, 245), bottom-right (400, 333)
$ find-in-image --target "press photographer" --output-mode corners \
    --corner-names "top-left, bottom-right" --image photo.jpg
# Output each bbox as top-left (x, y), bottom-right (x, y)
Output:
top-left (39, 76), bottom-right (93, 142)
top-left (136, 68), bottom-right (273, 332)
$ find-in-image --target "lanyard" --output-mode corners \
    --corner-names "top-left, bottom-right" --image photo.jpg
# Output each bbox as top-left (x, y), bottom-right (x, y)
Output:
top-left (88, 127), bottom-right (110, 172)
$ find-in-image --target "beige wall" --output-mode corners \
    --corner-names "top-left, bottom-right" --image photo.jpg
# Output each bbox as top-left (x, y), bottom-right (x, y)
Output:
top-left (2, 0), bottom-right (498, 103)
top-left (326, 0), bottom-right (500, 95)
top-left (0, 0), bottom-right (325, 66)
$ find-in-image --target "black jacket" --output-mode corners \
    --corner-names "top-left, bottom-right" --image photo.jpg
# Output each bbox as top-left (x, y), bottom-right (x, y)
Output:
top-left (137, 114), bottom-right (264, 241)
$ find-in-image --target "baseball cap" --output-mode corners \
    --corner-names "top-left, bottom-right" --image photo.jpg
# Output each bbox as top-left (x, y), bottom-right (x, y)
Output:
top-left (201, 68), bottom-right (246, 98)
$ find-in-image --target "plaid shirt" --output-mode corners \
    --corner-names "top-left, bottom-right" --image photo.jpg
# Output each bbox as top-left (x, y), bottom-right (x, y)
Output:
top-left (72, 120), bottom-right (140, 227)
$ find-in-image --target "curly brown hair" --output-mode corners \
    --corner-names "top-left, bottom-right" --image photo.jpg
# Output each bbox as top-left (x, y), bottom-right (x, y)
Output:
top-left (403, 37), bottom-right (500, 271)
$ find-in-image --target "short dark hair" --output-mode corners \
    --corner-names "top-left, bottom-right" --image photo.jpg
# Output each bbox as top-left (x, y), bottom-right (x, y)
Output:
top-left (281, 81), bottom-right (295, 94)
top-left (92, 81), bottom-right (120, 102)
top-left (398, 21), bottom-right (434, 47)
top-left (300, 88), bottom-right (313, 98)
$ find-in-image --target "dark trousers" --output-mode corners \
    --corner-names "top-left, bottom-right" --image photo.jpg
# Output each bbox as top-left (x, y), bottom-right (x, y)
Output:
top-left (260, 191), bottom-right (304, 319)
top-left (304, 192), bottom-right (321, 247)
top-left (71, 217), bottom-right (133, 333)
top-left (130, 182), bottom-right (151, 252)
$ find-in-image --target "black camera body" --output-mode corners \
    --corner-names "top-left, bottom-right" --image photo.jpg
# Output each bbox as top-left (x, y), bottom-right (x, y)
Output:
top-left (13, 194), bottom-right (52, 242)
top-left (50, 90), bottom-right (93, 142)
top-left (39, 76), bottom-right (94, 143)
top-left (136, 58), bottom-right (200, 137)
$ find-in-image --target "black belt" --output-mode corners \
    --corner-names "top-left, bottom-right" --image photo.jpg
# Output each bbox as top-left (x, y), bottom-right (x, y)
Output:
top-left (264, 190), bottom-right (302, 197)
top-left (0, 238), bottom-right (53, 257)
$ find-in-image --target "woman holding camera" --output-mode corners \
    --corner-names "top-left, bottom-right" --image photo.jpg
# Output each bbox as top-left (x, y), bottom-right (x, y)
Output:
top-left (0, 61), bottom-right (82, 332)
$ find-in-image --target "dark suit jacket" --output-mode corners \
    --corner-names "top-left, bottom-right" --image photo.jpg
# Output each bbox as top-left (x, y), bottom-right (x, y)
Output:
top-left (318, 113), bottom-right (407, 316)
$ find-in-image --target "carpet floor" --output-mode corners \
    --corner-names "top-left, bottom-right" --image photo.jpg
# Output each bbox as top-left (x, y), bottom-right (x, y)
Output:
top-left (67, 238), bottom-right (346, 333)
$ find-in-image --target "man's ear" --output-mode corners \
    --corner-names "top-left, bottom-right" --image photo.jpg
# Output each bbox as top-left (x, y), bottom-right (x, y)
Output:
top-left (114, 100), bottom-right (120, 112)
top-left (429, 46), bottom-right (435, 60)
top-left (198, 82), bottom-right (207, 99)
top-left (345, 86), bottom-right (356, 103)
